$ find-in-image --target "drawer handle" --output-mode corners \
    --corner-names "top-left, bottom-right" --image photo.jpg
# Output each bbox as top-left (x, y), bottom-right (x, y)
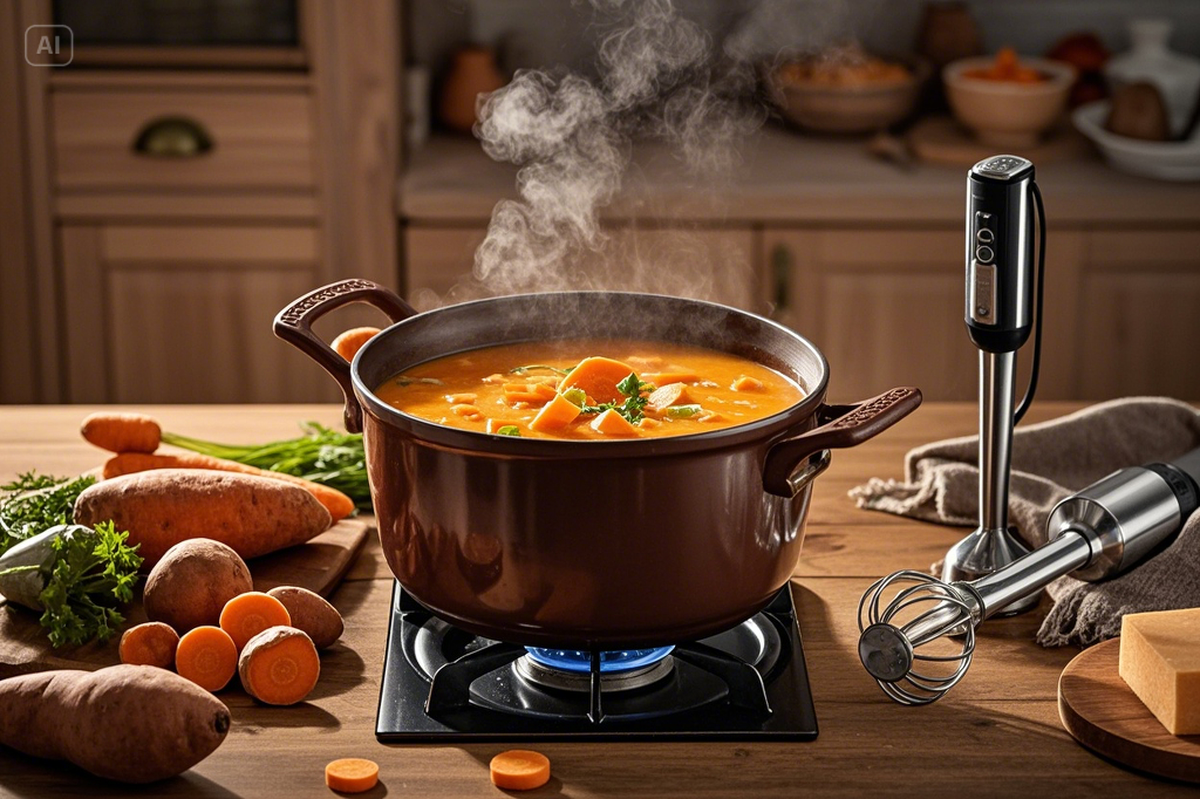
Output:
top-left (132, 116), bottom-right (213, 157)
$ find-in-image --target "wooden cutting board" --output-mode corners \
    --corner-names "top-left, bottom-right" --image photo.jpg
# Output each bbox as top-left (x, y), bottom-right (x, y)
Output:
top-left (1058, 637), bottom-right (1200, 783)
top-left (0, 517), bottom-right (372, 678)
top-left (908, 115), bottom-right (1088, 166)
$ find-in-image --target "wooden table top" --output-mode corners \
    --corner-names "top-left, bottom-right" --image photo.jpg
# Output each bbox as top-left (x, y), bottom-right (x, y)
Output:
top-left (0, 403), bottom-right (1191, 798)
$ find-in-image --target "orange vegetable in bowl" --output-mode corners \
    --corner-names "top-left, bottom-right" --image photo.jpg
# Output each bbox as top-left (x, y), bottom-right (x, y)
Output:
top-left (962, 47), bottom-right (1048, 83)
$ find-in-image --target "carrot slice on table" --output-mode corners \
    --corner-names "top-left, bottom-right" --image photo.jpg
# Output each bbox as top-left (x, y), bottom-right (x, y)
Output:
top-left (220, 591), bottom-right (292, 651)
top-left (176, 625), bottom-right (238, 691)
top-left (103, 451), bottom-right (355, 521)
top-left (529, 393), bottom-right (582, 433)
top-left (81, 412), bottom-right (161, 453)
top-left (558, 357), bottom-right (637, 404)
top-left (325, 758), bottom-right (379, 793)
top-left (490, 749), bottom-right (551, 791)
top-left (119, 621), bottom-right (180, 669)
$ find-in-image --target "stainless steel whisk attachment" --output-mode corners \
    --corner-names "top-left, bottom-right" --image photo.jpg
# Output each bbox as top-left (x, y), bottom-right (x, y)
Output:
top-left (857, 570), bottom-right (979, 705)
top-left (858, 447), bottom-right (1200, 705)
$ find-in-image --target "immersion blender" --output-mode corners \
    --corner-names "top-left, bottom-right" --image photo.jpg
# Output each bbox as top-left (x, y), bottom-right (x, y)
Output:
top-left (858, 447), bottom-right (1200, 705)
top-left (943, 155), bottom-right (1048, 613)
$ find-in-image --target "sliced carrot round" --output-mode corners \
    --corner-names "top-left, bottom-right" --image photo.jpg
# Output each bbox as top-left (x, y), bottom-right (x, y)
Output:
top-left (175, 625), bottom-right (237, 692)
top-left (325, 758), bottom-right (379, 793)
top-left (490, 749), bottom-right (550, 791)
top-left (220, 591), bottom-right (292, 651)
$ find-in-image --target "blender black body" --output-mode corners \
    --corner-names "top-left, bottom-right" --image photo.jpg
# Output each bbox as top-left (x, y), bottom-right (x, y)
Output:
top-left (944, 155), bottom-right (1046, 613)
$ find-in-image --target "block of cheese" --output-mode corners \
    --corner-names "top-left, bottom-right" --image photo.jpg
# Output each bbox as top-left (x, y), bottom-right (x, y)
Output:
top-left (1118, 608), bottom-right (1200, 735)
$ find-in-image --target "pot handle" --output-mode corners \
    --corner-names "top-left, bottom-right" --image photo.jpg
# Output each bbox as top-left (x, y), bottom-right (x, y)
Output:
top-left (762, 386), bottom-right (923, 498)
top-left (273, 279), bottom-right (416, 433)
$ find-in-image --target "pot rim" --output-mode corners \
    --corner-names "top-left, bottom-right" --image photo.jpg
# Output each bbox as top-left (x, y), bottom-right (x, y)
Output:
top-left (349, 291), bottom-right (831, 457)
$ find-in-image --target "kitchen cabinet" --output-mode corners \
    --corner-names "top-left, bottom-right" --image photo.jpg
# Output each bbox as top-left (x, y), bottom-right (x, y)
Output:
top-left (59, 224), bottom-right (336, 404)
top-left (2, 0), bottom-right (399, 404)
top-left (1075, 230), bottom-right (1200, 400)
top-left (400, 133), bottom-right (1200, 402)
top-left (762, 227), bottom-right (1091, 402)
top-left (763, 229), bottom-right (976, 401)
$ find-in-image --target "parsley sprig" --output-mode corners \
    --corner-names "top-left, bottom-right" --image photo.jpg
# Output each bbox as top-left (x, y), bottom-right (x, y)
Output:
top-left (30, 522), bottom-right (142, 648)
top-left (0, 472), bottom-right (97, 555)
top-left (577, 373), bottom-right (653, 424)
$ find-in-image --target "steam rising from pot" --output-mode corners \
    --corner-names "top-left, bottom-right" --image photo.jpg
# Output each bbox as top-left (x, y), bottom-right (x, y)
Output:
top-left (428, 0), bottom-right (768, 308)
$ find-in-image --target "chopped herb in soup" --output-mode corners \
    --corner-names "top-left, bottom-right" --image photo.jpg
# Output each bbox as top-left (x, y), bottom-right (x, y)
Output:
top-left (374, 340), bottom-right (804, 440)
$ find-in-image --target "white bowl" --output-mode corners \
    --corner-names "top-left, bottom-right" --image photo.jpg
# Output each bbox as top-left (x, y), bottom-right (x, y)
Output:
top-left (1074, 100), bottom-right (1200, 181)
top-left (944, 56), bottom-right (1075, 147)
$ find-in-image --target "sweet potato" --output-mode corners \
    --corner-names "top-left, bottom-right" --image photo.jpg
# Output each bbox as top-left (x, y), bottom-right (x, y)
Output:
top-left (102, 452), bottom-right (355, 522)
top-left (558, 357), bottom-right (637, 404)
top-left (119, 622), bottom-right (179, 669)
top-left (144, 539), bottom-right (254, 632)
top-left (73, 469), bottom-right (332, 569)
top-left (266, 586), bottom-right (343, 649)
top-left (238, 626), bottom-right (320, 705)
top-left (0, 665), bottom-right (230, 783)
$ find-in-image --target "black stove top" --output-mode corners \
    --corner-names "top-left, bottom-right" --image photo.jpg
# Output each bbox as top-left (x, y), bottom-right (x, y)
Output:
top-left (375, 583), bottom-right (818, 741)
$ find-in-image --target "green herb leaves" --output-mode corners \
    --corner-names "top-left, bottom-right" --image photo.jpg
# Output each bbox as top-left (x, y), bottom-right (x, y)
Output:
top-left (0, 473), bottom-right (97, 555)
top-left (36, 522), bottom-right (143, 648)
top-left (496, 425), bottom-right (521, 436)
top-left (578, 373), bottom-right (652, 424)
top-left (161, 422), bottom-right (371, 510)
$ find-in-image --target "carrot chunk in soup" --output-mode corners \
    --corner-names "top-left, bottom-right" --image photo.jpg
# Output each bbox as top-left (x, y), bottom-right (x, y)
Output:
top-left (558, 357), bottom-right (638, 404)
top-left (530, 393), bottom-right (582, 433)
top-left (590, 409), bottom-right (639, 437)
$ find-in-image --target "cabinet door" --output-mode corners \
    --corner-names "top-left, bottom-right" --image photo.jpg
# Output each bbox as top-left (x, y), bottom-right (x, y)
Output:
top-left (60, 224), bottom-right (337, 403)
top-left (1076, 231), bottom-right (1200, 399)
top-left (764, 228), bottom-right (1087, 402)
top-left (404, 225), bottom-right (760, 311)
top-left (765, 229), bottom-right (974, 400)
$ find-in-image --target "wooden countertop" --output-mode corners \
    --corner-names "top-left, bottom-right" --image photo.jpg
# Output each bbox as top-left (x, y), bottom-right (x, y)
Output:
top-left (400, 126), bottom-right (1200, 226)
top-left (0, 403), bottom-right (1192, 798)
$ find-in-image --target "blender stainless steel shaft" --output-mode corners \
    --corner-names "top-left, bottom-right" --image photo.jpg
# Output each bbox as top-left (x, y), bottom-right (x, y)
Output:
top-left (943, 155), bottom-right (1045, 614)
top-left (859, 447), bottom-right (1200, 705)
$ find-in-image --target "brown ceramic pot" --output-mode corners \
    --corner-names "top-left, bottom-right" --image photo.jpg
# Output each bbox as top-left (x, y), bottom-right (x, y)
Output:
top-left (275, 279), bottom-right (921, 649)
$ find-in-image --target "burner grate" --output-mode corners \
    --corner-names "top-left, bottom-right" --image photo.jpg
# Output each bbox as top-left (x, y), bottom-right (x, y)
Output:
top-left (377, 582), bottom-right (818, 741)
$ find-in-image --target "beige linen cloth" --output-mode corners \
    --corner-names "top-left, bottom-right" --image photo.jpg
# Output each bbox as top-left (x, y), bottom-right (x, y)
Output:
top-left (849, 397), bottom-right (1200, 647)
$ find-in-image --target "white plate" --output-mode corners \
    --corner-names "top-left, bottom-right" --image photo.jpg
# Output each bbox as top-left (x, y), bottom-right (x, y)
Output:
top-left (1073, 101), bottom-right (1200, 181)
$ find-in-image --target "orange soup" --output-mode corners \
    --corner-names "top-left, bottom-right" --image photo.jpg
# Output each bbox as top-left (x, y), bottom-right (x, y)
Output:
top-left (375, 339), bottom-right (804, 440)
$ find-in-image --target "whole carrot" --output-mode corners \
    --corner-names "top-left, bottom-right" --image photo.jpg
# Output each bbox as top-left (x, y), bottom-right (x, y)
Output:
top-left (81, 412), bottom-right (161, 454)
top-left (103, 452), bottom-right (355, 522)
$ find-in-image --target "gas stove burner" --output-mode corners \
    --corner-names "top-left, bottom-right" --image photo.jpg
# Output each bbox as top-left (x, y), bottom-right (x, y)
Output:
top-left (515, 651), bottom-right (675, 693)
top-left (524, 646), bottom-right (676, 674)
top-left (377, 583), bottom-right (818, 741)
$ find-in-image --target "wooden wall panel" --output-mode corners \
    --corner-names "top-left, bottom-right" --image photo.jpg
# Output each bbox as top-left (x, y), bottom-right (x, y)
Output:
top-left (107, 268), bottom-right (335, 404)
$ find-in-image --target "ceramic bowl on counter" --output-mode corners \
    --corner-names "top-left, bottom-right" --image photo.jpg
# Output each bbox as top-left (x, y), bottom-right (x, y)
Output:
top-left (944, 56), bottom-right (1076, 147)
top-left (1074, 100), bottom-right (1200, 181)
top-left (765, 53), bottom-right (929, 134)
